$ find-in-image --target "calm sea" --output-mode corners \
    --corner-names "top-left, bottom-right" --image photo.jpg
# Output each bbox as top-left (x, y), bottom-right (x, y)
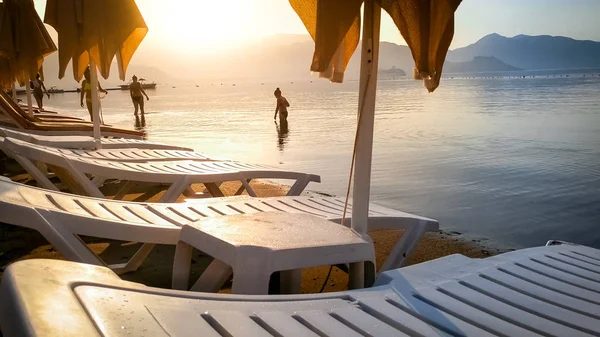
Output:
top-left (35, 70), bottom-right (600, 249)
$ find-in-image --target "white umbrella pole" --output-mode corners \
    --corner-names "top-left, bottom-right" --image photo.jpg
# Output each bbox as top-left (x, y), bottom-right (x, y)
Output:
top-left (25, 79), bottom-right (34, 116)
top-left (89, 57), bottom-right (102, 149)
top-left (348, 0), bottom-right (381, 289)
top-left (11, 81), bottom-right (17, 101)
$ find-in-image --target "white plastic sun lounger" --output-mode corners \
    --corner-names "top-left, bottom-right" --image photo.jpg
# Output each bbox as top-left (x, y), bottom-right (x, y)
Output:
top-left (0, 128), bottom-right (210, 162)
top-left (0, 125), bottom-right (193, 150)
top-left (1, 137), bottom-right (320, 200)
top-left (0, 177), bottom-right (437, 275)
top-left (1, 243), bottom-right (598, 336)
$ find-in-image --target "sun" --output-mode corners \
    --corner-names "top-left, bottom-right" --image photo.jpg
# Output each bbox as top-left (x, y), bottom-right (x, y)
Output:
top-left (141, 0), bottom-right (258, 52)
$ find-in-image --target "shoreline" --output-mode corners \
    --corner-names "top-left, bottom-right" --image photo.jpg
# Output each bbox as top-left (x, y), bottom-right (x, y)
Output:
top-left (0, 175), bottom-right (512, 292)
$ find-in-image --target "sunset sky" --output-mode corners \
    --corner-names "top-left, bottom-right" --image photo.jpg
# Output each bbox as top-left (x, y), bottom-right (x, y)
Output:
top-left (28, 0), bottom-right (600, 85)
top-left (33, 0), bottom-right (600, 50)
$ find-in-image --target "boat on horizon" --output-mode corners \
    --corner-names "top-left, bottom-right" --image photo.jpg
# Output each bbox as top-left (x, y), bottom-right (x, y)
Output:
top-left (119, 78), bottom-right (157, 90)
top-left (48, 86), bottom-right (64, 94)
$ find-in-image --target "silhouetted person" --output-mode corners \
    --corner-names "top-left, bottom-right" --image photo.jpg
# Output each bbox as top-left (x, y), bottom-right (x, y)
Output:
top-left (80, 67), bottom-right (108, 121)
top-left (31, 73), bottom-right (49, 109)
top-left (129, 75), bottom-right (149, 115)
top-left (273, 87), bottom-right (290, 122)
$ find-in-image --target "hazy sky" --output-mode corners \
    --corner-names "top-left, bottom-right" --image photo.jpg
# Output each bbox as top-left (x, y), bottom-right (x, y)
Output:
top-left (34, 0), bottom-right (600, 51)
top-left (30, 0), bottom-right (600, 85)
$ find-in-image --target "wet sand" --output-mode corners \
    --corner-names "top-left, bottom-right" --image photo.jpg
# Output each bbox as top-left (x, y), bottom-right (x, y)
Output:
top-left (0, 175), bottom-right (510, 293)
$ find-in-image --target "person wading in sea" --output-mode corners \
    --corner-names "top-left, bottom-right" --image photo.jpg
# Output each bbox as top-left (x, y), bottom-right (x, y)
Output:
top-left (80, 67), bottom-right (108, 122)
top-left (129, 75), bottom-right (150, 115)
top-left (273, 87), bottom-right (290, 122)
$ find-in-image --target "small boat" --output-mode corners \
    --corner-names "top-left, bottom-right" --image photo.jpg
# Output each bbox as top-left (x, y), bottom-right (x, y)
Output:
top-left (119, 78), bottom-right (157, 90)
top-left (48, 86), bottom-right (64, 94)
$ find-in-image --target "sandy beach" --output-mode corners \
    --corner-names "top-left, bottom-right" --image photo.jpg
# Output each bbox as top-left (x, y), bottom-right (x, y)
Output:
top-left (0, 168), bottom-right (510, 293)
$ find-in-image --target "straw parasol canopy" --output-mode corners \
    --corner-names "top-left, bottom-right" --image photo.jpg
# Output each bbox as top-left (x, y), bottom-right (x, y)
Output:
top-left (44, 0), bottom-right (148, 147)
top-left (44, 0), bottom-right (148, 82)
top-left (0, 0), bottom-right (57, 88)
top-left (290, 0), bottom-right (461, 92)
top-left (0, 55), bottom-right (16, 91)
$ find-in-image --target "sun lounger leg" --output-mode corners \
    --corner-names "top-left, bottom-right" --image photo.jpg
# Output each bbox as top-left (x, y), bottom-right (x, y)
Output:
top-left (204, 183), bottom-right (225, 197)
top-left (91, 176), bottom-right (106, 187)
top-left (190, 259), bottom-right (233, 293)
top-left (113, 181), bottom-right (135, 200)
top-left (240, 179), bottom-right (257, 197)
top-left (36, 210), bottom-right (105, 266)
top-left (183, 187), bottom-right (205, 198)
top-left (280, 269), bottom-right (301, 294)
top-left (287, 176), bottom-right (310, 196)
top-left (109, 243), bottom-right (156, 275)
top-left (234, 179), bottom-right (252, 195)
top-left (231, 262), bottom-right (271, 295)
top-left (160, 176), bottom-right (192, 202)
top-left (172, 241), bottom-right (194, 290)
top-left (379, 222), bottom-right (428, 272)
top-left (60, 160), bottom-right (105, 198)
top-left (8, 154), bottom-right (58, 191)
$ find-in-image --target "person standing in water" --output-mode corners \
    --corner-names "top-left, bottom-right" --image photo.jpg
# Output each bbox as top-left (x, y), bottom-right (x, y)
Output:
top-left (80, 67), bottom-right (108, 122)
top-left (129, 75), bottom-right (149, 115)
top-left (273, 87), bottom-right (290, 122)
top-left (31, 73), bottom-right (50, 109)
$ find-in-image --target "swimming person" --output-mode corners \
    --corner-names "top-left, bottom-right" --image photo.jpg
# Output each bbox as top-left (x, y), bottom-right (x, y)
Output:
top-left (31, 74), bottom-right (49, 109)
top-left (80, 67), bottom-right (108, 121)
top-left (273, 87), bottom-right (290, 122)
top-left (129, 75), bottom-right (150, 115)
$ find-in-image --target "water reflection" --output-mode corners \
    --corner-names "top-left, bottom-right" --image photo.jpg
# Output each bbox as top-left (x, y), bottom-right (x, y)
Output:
top-left (134, 112), bottom-right (146, 131)
top-left (275, 120), bottom-right (289, 152)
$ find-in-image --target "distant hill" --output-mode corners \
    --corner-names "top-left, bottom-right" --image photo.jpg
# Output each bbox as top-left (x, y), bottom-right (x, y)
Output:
top-left (33, 33), bottom-right (600, 85)
top-left (202, 33), bottom-right (600, 80)
top-left (447, 33), bottom-right (600, 70)
top-left (444, 56), bottom-right (521, 74)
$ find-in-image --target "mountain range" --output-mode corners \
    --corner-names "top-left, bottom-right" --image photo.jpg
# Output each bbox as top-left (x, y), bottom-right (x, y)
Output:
top-left (35, 33), bottom-right (600, 88)
top-left (447, 33), bottom-right (600, 70)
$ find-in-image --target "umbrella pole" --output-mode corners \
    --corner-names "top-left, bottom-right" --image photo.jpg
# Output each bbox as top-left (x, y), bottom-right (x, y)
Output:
top-left (348, 0), bottom-right (381, 289)
top-left (25, 79), bottom-right (34, 116)
top-left (89, 57), bottom-right (102, 149)
top-left (11, 82), bottom-right (17, 101)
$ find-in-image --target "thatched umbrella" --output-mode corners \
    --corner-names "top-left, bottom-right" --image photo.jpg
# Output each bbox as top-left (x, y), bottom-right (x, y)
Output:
top-left (44, 0), bottom-right (148, 147)
top-left (0, 0), bottom-right (57, 113)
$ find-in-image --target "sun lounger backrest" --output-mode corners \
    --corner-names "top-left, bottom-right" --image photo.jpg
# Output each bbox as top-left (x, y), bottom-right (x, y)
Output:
top-left (2, 136), bottom-right (70, 168)
top-left (0, 91), bottom-right (145, 139)
top-left (0, 90), bottom-right (29, 128)
top-left (0, 126), bottom-right (97, 149)
top-left (2, 90), bottom-right (36, 120)
top-left (0, 126), bottom-right (36, 143)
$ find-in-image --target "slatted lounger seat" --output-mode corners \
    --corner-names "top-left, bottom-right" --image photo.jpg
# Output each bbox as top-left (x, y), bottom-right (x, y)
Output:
top-left (1, 243), bottom-right (597, 336)
top-left (1, 137), bottom-right (321, 200)
top-left (0, 177), bottom-right (437, 275)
